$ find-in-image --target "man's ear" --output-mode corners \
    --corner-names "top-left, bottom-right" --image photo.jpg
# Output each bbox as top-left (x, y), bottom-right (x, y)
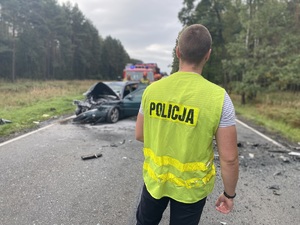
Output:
top-left (176, 46), bottom-right (181, 59)
top-left (204, 49), bottom-right (212, 62)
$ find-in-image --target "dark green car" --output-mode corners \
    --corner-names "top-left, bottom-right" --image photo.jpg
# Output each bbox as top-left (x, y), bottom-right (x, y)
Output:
top-left (73, 81), bottom-right (147, 124)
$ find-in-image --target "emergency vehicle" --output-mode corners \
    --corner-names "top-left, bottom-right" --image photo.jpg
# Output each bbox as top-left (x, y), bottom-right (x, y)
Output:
top-left (123, 63), bottom-right (161, 82)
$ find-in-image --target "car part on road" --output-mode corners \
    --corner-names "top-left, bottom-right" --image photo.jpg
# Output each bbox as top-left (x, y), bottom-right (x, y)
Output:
top-left (81, 153), bottom-right (103, 160)
top-left (0, 118), bottom-right (12, 125)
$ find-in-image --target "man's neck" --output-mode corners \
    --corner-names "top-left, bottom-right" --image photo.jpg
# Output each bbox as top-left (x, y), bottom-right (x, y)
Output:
top-left (178, 66), bottom-right (202, 75)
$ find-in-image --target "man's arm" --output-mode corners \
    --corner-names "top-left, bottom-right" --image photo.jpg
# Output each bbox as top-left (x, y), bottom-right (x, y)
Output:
top-left (215, 125), bottom-right (239, 214)
top-left (135, 112), bottom-right (144, 143)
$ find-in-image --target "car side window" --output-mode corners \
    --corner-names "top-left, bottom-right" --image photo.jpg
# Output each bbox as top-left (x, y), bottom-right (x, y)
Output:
top-left (130, 84), bottom-right (137, 92)
top-left (131, 89), bottom-right (144, 100)
top-left (124, 84), bottom-right (132, 97)
top-left (123, 89), bottom-right (131, 97)
top-left (124, 84), bottom-right (138, 97)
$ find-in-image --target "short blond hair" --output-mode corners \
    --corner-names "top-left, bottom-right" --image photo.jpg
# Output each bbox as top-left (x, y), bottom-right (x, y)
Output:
top-left (178, 24), bottom-right (212, 64)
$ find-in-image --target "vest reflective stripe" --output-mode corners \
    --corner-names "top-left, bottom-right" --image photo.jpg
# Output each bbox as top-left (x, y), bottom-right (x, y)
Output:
top-left (144, 148), bottom-right (213, 172)
top-left (143, 162), bottom-right (216, 189)
top-left (140, 78), bottom-right (150, 84)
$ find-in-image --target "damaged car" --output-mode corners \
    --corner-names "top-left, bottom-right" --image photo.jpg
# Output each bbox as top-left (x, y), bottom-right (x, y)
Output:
top-left (73, 81), bottom-right (146, 124)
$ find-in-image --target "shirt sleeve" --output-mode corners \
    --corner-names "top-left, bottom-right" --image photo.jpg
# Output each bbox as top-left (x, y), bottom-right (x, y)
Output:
top-left (219, 92), bottom-right (236, 127)
top-left (139, 104), bottom-right (144, 115)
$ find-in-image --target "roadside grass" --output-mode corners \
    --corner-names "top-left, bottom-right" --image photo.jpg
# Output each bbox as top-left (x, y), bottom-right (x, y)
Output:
top-left (231, 92), bottom-right (300, 144)
top-left (0, 79), bottom-right (97, 136)
top-left (1, 79), bottom-right (299, 145)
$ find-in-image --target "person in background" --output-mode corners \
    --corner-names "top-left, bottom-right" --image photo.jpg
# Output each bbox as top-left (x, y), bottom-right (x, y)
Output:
top-left (123, 74), bottom-right (132, 81)
top-left (154, 73), bottom-right (162, 81)
top-left (135, 24), bottom-right (239, 225)
top-left (140, 72), bottom-right (151, 85)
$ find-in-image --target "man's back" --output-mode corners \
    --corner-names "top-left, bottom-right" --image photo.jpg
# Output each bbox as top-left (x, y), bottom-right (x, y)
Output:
top-left (135, 24), bottom-right (238, 225)
top-left (141, 71), bottom-right (225, 202)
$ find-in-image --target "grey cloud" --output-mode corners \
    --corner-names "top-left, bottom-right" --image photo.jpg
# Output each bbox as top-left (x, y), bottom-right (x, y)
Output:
top-left (59, 0), bottom-right (183, 73)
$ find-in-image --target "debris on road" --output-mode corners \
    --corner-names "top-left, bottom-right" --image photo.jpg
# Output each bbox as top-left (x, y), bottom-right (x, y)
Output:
top-left (279, 155), bottom-right (290, 162)
top-left (81, 153), bottom-right (102, 160)
top-left (0, 118), bottom-right (12, 125)
top-left (268, 185), bottom-right (280, 190)
top-left (268, 149), bottom-right (290, 153)
top-left (273, 191), bottom-right (281, 196)
top-left (101, 139), bottom-right (128, 148)
top-left (273, 171), bottom-right (284, 176)
top-left (288, 151), bottom-right (300, 157)
top-left (249, 153), bottom-right (254, 158)
top-left (234, 141), bottom-right (300, 165)
top-left (110, 143), bottom-right (118, 147)
top-left (237, 142), bottom-right (243, 147)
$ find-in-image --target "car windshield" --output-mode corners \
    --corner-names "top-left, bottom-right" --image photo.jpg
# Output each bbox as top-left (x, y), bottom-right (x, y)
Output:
top-left (104, 82), bottom-right (123, 95)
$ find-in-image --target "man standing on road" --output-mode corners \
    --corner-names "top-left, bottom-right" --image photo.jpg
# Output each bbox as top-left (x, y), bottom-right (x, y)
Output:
top-left (123, 74), bottom-right (132, 81)
top-left (135, 24), bottom-right (239, 225)
top-left (140, 72), bottom-right (151, 85)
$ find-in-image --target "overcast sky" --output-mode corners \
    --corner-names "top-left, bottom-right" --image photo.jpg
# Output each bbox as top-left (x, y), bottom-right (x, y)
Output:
top-left (57, 0), bottom-right (184, 74)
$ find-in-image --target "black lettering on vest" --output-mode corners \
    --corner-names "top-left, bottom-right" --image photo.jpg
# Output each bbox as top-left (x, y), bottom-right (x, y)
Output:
top-left (156, 103), bottom-right (162, 116)
top-left (161, 103), bottom-right (167, 118)
top-left (178, 108), bottom-right (187, 121)
top-left (149, 101), bottom-right (196, 126)
top-left (150, 102), bottom-right (155, 115)
top-left (171, 105), bottom-right (179, 120)
top-left (168, 104), bottom-right (172, 118)
top-left (185, 109), bottom-right (194, 124)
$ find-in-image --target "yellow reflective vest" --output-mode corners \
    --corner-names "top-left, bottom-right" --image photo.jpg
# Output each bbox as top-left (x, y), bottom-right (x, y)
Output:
top-left (142, 71), bottom-right (225, 203)
top-left (140, 78), bottom-right (150, 85)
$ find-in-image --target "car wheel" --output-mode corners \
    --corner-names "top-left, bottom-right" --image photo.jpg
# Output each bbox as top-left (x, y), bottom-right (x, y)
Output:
top-left (106, 107), bottom-right (119, 123)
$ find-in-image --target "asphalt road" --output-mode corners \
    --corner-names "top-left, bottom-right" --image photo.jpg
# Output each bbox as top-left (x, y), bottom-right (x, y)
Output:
top-left (0, 117), bottom-right (299, 225)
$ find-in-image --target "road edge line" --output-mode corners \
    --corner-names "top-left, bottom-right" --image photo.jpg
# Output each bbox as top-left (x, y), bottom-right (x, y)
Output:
top-left (0, 116), bottom-right (75, 148)
top-left (235, 118), bottom-right (285, 148)
top-left (1, 117), bottom-right (285, 149)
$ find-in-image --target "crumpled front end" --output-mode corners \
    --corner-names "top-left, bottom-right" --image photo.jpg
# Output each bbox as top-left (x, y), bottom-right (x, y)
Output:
top-left (73, 82), bottom-right (120, 116)
top-left (73, 108), bottom-right (107, 124)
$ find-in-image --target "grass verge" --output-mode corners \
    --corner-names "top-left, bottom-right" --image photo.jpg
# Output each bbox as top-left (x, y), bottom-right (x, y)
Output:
top-left (0, 79), bottom-right (299, 146)
top-left (0, 79), bottom-right (97, 137)
top-left (231, 92), bottom-right (300, 145)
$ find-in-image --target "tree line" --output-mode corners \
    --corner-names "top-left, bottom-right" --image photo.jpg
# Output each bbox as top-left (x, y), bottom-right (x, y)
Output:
top-left (172, 0), bottom-right (300, 103)
top-left (1, 0), bottom-right (300, 102)
top-left (0, 0), bottom-right (134, 82)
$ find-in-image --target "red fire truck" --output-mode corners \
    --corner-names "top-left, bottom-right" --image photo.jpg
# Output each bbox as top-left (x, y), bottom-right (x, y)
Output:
top-left (123, 63), bottom-right (161, 82)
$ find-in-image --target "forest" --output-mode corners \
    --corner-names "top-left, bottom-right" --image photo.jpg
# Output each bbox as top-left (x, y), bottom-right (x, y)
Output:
top-left (0, 0), bottom-right (135, 82)
top-left (1, 0), bottom-right (300, 103)
top-left (172, 0), bottom-right (300, 103)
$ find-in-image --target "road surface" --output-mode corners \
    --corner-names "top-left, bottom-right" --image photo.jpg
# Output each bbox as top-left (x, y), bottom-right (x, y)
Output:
top-left (0, 117), bottom-right (299, 225)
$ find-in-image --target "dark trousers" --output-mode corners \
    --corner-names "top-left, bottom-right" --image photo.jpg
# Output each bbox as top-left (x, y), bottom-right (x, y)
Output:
top-left (136, 184), bottom-right (206, 225)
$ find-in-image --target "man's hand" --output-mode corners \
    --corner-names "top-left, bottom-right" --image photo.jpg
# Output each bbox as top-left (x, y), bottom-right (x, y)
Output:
top-left (215, 193), bottom-right (234, 214)
top-left (215, 125), bottom-right (238, 214)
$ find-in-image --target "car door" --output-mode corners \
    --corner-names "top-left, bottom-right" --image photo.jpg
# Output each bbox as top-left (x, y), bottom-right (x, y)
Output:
top-left (121, 88), bottom-right (145, 117)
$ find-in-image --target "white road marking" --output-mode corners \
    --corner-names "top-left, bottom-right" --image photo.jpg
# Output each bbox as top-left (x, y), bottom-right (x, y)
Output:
top-left (0, 117), bottom-right (286, 149)
top-left (0, 124), bottom-right (54, 147)
top-left (236, 118), bottom-right (285, 148)
top-left (0, 116), bottom-right (76, 148)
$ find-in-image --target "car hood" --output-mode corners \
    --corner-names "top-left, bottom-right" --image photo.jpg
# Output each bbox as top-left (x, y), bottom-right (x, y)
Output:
top-left (83, 82), bottom-right (120, 99)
